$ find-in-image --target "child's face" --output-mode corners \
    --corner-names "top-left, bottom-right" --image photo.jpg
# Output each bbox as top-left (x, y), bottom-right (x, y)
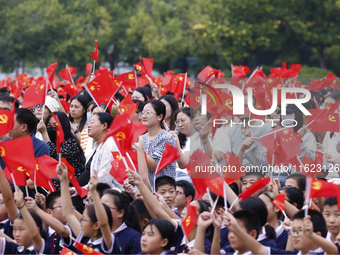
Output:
top-left (259, 194), bottom-right (277, 223)
top-left (241, 175), bottom-right (261, 196)
top-left (291, 219), bottom-right (315, 252)
top-left (323, 205), bottom-right (340, 235)
top-left (0, 194), bottom-right (8, 222)
top-left (141, 224), bottom-right (167, 254)
top-left (173, 186), bottom-right (187, 209)
top-left (156, 184), bottom-right (176, 208)
top-left (101, 193), bottom-right (121, 224)
top-left (80, 209), bottom-right (94, 237)
top-left (13, 219), bottom-right (33, 248)
top-left (51, 197), bottom-right (66, 224)
top-left (228, 219), bottom-right (249, 253)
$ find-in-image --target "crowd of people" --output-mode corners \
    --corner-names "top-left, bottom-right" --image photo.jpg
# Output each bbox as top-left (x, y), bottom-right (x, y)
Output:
top-left (0, 75), bottom-right (339, 255)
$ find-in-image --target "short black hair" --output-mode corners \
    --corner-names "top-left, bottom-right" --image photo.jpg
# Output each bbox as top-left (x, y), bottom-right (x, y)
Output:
top-left (323, 196), bottom-right (337, 207)
top-left (281, 187), bottom-right (304, 209)
top-left (15, 108), bottom-right (38, 134)
top-left (0, 95), bottom-right (19, 109)
top-left (143, 219), bottom-right (175, 250)
top-left (176, 180), bottom-right (195, 201)
top-left (131, 199), bottom-right (152, 221)
top-left (96, 183), bottom-right (111, 198)
top-left (293, 209), bottom-right (327, 237)
top-left (286, 174), bottom-right (306, 191)
top-left (46, 191), bottom-right (61, 209)
top-left (155, 176), bottom-right (176, 192)
top-left (233, 210), bottom-right (261, 239)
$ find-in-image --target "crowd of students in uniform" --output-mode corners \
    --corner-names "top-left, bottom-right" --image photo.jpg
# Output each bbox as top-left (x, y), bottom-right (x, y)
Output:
top-left (0, 82), bottom-right (339, 254)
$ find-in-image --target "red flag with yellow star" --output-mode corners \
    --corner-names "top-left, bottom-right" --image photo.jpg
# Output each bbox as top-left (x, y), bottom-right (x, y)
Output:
top-left (74, 240), bottom-right (104, 254)
top-left (115, 71), bottom-right (137, 90)
top-left (26, 158), bottom-right (56, 192)
top-left (118, 94), bottom-right (138, 121)
top-left (231, 65), bottom-right (250, 78)
top-left (181, 198), bottom-right (198, 238)
top-left (1, 136), bottom-right (35, 186)
top-left (86, 72), bottom-right (120, 105)
top-left (51, 113), bottom-right (65, 154)
top-left (22, 80), bottom-right (47, 109)
top-left (0, 103), bottom-right (15, 137)
top-left (310, 179), bottom-right (340, 209)
top-left (110, 152), bottom-right (133, 184)
top-left (60, 246), bottom-right (77, 255)
top-left (61, 157), bottom-right (88, 198)
top-left (162, 73), bottom-right (187, 94)
top-left (59, 66), bottom-right (77, 83)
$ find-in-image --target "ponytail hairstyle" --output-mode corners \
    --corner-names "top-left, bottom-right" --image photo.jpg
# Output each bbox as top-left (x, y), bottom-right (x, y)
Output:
top-left (86, 203), bottom-right (113, 237)
top-left (16, 211), bottom-right (48, 241)
top-left (103, 189), bottom-right (141, 233)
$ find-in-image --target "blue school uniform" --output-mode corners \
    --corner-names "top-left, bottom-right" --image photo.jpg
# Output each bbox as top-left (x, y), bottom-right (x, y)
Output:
top-left (267, 246), bottom-right (325, 254)
top-left (114, 223), bottom-right (141, 254)
top-left (0, 237), bottom-right (51, 254)
top-left (275, 221), bottom-right (289, 249)
top-left (75, 231), bottom-right (120, 254)
top-left (0, 218), bottom-right (13, 239)
top-left (220, 225), bottom-right (230, 250)
top-left (257, 227), bottom-right (277, 248)
top-left (47, 226), bottom-right (72, 254)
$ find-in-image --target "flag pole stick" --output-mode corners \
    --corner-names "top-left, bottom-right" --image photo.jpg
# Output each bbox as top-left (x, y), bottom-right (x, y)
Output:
top-left (59, 153), bottom-right (61, 163)
top-left (126, 152), bottom-right (137, 172)
top-left (224, 181), bottom-right (228, 212)
top-left (134, 71), bottom-right (138, 88)
top-left (25, 185), bottom-right (29, 198)
top-left (34, 169), bottom-right (38, 194)
top-left (304, 177), bottom-right (312, 217)
top-left (66, 65), bottom-right (75, 86)
top-left (211, 195), bottom-right (219, 214)
top-left (92, 60), bottom-right (96, 74)
top-left (181, 73), bottom-right (187, 104)
top-left (41, 187), bottom-right (49, 193)
top-left (206, 187), bottom-right (214, 207)
top-left (10, 173), bottom-right (17, 192)
top-left (229, 197), bottom-right (239, 211)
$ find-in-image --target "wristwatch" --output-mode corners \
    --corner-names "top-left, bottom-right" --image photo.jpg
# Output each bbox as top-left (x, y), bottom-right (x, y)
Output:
top-left (74, 129), bottom-right (80, 134)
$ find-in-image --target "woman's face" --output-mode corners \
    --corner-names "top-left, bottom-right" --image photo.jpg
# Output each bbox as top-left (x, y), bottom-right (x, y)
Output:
top-left (101, 193), bottom-right (122, 224)
top-left (131, 90), bottom-right (145, 101)
top-left (193, 111), bottom-right (208, 131)
top-left (70, 99), bottom-right (85, 120)
top-left (176, 112), bottom-right (191, 136)
top-left (141, 103), bottom-right (161, 128)
top-left (141, 224), bottom-right (167, 254)
top-left (13, 219), bottom-right (33, 248)
top-left (87, 115), bottom-right (105, 140)
top-left (323, 97), bottom-right (336, 109)
top-left (160, 99), bottom-right (172, 120)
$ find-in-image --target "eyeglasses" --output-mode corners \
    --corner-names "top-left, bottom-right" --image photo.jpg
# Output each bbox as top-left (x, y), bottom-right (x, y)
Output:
top-left (177, 191), bottom-right (185, 196)
top-left (52, 205), bottom-right (75, 211)
top-left (138, 111), bottom-right (156, 117)
top-left (108, 206), bottom-right (118, 210)
top-left (46, 123), bottom-right (58, 128)
top-left (83, 198), bottom-right (93, 205)
top-left (34, 104), bottom-right (44, 110)
top-left (80, 217), bottom-right (91, 223)
top-left (175, 119), bottom-right (189, 126)
top-left (291, 228), bottom-right (303, 236)
top-left (0, 200), bottom-right (4, 206)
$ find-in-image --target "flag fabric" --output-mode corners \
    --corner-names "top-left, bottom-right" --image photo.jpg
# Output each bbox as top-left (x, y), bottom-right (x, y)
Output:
top-left (46, 62), bottom-right (57, 87)
top-left (309, 179), bottom-right (340, 210)
top-left (238, 178), bottom-right (270, 201)
top-left (118, 94), bottom-right (138, 121)
top-left (155, 143), bottom-right (181, 176)
top-left (109, 152), bottom-right (131, 184)
top-left (301, 151), bottom-right (324, 178)
top-left (74, 240), bottom-right (104, 255)
top-left (208, 178), bottom-right (238, 198)
top-left (197, 66), bottom-right (224, 79)
top-left (35, 155), bottom-right (59, 179)
top-left (60, 246), bottom-right (77, 255)
top-left (272, 193), bottom-right (285, 213)
top-left (61, 157), bottom-right (88, 198)
top-left (21, 80), bottom-right (47, 109)
top-left (86, 72), bottom-right (120, 105)
top-left (181, 198), bottom-right (198, 238)
top-left (85, 63), bottom-right (93, 75)
top-left (223, 152), bottom-right (244, 180)
top-left (26, 160), bottom-right (56, 192)
top-left (63, 83), bottom-right (80, 98)
top-left (0, 103), bottom-right (15, 137)
top-left (1, 136), bottom-right (36, 186)
top-left (307, 109), bottom-right (340, 132)
top-left (231, 65), bottom-right (250, 78)
top-left (51, 113), bottom-right (65, 154)
top-left (115, 71), bottom-right (137, 91)
top-left (162, 73), bottom-right (187, 94)
top-left (59, 66), bottom-right (77, 83)
top-left (142, 57), bottom-right (154, 78)
top-left (89, 40), bottom-right (99, 62)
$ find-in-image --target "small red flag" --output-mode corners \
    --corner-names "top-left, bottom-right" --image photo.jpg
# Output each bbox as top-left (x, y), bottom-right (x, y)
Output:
top-left (86, 72), bottom-right (120, 105)
top-left (301, 151), bottom-right (324, 178)
top-left (238, 178), bottom-right (270, 201)
top-left (89, 40), bottom-right (99, 62)
top-left (115, 71), bottom-right (137, 91)
top-left (61, 157), bottom-right (88, 198)
top-left (118, 94), bottom-right (138, 121)
top-left (60, 246), bottom-right (77, 255)
top-left (85, 63), bottom-right (93, 75)
top-left (59, 66), bottom-right (77, 83)
top-left (63, 83), bottom-right (79, 98)
top-left (0, 103), bottom-right (15, 136)
top-left (22, 80), bottom-right (47, 109)
top-left (232, 65), bottom-right (250, 78)
top-left (46, 62), bottom-right (57, 88)
top-left (208, 178), bottom-right (238, 198)
top-left (74, 240), bottom-right (104, 254)
top-left (109, 152), bottom-right (131, 184)
top-left (155, 143), bottom-right (181, 176)
top-left (307, 108), bottom-right (340, 132)
top-left (26, 160), bottom-right (56, 192)
top-left (142, 57), bottom-right (154, 78)
top-left (162, 73), bottom-right (187, 94)
top-left (1, 136), bottom-right (36, 186)
top-left (181, 198), bottom-right (198, 238)
top-left (51, 113), bottom-right (65, 154)
top-left (35, 155), bottom-right (59, 179)
top-left (272, 193), bottom-right (286, 213)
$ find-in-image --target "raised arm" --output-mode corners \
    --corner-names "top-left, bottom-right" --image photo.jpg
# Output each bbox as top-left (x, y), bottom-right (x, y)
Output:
top-left (126, 169), bottom-right (176, 226)
top-left (194, 211), bottom-right (213, 253)
top-left (56, 162), bottom-right (81, 236)
top-left (25, 197), bottom-right (69, 238)
top-left (133, 138), bottom-right (152, 190)
top-left (14, 187), bottom-right (43, 252)
top-left (0, 167), bottom-right (18, 223)
top-left (89, 170), bottom-right (112, 250)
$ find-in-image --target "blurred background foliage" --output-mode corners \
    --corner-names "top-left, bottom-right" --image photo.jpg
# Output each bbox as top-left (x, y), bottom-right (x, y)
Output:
top-left (0, 0), bottom-right (340, 77)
